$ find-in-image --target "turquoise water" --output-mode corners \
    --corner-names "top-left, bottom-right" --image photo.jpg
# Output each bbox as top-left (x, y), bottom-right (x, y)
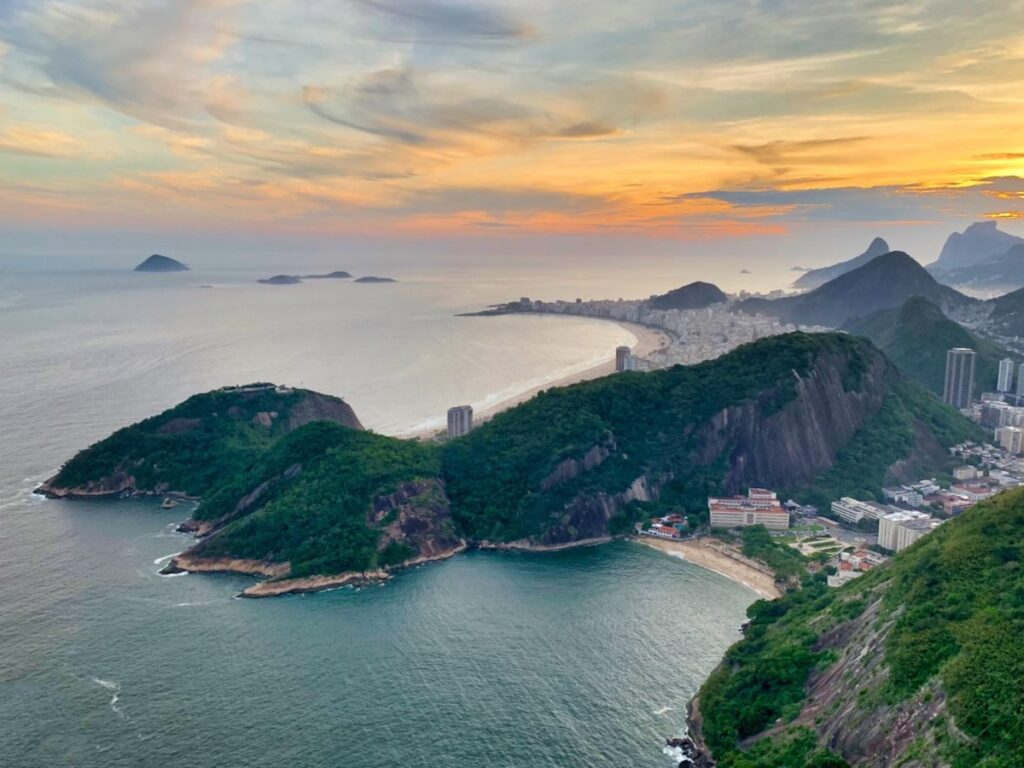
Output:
top-left (0, 267), bottom-right (755, 766)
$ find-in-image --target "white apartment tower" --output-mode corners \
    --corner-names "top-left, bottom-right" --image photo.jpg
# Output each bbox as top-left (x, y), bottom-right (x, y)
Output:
top-left (997, 358), bottom-right (1015, 393)
top-left (447, 405), bottom-right (474, 438)
top-left (943, 348), bottom-right (976, 410)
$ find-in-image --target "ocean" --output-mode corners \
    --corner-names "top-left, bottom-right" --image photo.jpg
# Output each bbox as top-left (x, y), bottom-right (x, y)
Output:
top-left (0, 264), bottom-right (755, 767)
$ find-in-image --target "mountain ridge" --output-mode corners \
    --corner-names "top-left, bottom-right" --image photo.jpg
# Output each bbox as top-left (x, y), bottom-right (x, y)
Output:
top-left (736, 251), bottom-right (976, 327)
top-left (792, 237), bottom-right (890, 291)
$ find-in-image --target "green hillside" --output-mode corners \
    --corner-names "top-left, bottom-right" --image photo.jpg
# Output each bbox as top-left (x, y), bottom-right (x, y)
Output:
top-left (844, 297), bottom-right (1008, 396)
top-left (695, 486), bottom-right (1024, 767)
top-left (43, 333), bottom-right (979, 582)
top-left (46, 384), bottom-right (362, 497)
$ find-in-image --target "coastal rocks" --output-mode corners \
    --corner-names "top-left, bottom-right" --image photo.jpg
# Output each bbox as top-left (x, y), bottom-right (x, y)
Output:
top-left (163, 553), bottom-right (290, 579)
top-left (664, 736), bottom-right (702, 767)
top-left (36, 470), bottom-right (136, 499)
top-left (539, 473), bottom-right (665, 545)
top-left (240, 569), bottom-right (389, 598)
top-left (370, 479), bottom-right (464, 561)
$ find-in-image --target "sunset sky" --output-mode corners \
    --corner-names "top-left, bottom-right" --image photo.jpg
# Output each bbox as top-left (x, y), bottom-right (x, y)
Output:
top-left (2, 0), bottom-right (1024, 268)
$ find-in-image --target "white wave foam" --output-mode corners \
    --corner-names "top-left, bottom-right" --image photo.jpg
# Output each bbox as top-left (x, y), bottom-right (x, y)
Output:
top-left (157, 570), bottom-right (188, 578)
top-left (653, 706), bottom-right (675, 716)
top-left (153, 551), bottom-right (181, 565)
top-left (92, 678), bottom-right (127, 719)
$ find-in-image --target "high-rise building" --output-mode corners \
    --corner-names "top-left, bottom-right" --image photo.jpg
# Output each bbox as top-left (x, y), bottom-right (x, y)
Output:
top-left (996, 426), bottom-right (1024, 455)
top-left (1018, 363), bottom-right (1024, 397)
top-left (447, 405), bottom-right (473, 438)
top-left (879, 510), bottom-right (942, 552)
top-left (615, 345), bottom-right (632, 373)
top-left (997, 358), bottom-right (1015, 393)
top-left (943, 348), bottom-right (976, 409)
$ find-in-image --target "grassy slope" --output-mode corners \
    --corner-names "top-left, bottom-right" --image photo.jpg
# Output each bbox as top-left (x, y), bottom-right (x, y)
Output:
top-left (697, 487), bottom-right (1024, 768)
top-left (844, 297), bottom-right (1008, 396)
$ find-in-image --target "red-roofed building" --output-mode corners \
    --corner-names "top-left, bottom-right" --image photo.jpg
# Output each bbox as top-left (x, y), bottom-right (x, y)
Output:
top-left (708, 488), bottom-right (789, 530)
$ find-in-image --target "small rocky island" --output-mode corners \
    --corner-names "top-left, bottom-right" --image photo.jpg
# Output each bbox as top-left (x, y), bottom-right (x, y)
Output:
top-left (303, 271), bottom-right (352, 279)
top-left (135, 254), bottom-right (189, 272)
top-left (355, 276), bottom-right (396, 283)
top-left (258, 271), bottom-right (353, 285)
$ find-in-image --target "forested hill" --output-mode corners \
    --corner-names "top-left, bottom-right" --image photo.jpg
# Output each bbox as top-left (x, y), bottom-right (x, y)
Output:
top-left (736, 252), bottom-right (976, 328)
top-left (38, 384), bottom-right (363, 498)
top-left (844, 297), bottom-right (1009, 397)
top-left (692, 486), bottom-right (1024, 768)
top-left (40, 333), bottom-right (979, 583)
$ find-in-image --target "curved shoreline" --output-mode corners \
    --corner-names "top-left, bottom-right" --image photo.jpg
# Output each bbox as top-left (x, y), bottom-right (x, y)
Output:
top-left (401, 319), bottom-right (670, 439)
top-left (635, 537), bottom-right (781, 600)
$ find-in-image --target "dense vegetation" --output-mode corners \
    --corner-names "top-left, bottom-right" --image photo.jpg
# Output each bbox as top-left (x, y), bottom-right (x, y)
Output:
top-left (442, 332), bottom-right (873, 542)
top-left (697, 487), bottom-right (1024, 767)
top-left (51, 386), bottom-right (345, 496)
top-left (844, 297), bottom-right (1008, 396)
top-left (194, 422), bottom-right (444, 577)
top-left (788, 379), bottom-right (983, 511)
top-left (988, 286), bottom-right (1024, 338)
top-left (47, 332), bottom-right (978, 581)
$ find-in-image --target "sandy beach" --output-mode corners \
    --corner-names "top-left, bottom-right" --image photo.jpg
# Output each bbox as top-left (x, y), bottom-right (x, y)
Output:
top-left (637, 537), bottom-right (781, 600)
top-left (408, 319), bottom-right (670, 439)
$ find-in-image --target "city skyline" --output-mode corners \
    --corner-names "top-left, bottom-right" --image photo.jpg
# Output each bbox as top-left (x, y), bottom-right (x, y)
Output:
top-left (3, 1), bottom-right (1024, 266)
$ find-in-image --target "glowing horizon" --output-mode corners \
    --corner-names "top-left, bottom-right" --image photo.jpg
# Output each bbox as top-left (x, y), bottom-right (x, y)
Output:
top-left (2, 0), bottom-right (1024, 260)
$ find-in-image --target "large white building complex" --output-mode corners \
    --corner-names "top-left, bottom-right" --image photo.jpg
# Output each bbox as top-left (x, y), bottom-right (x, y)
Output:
top-left (831, 497), bottom-right (902, 525)
top-left (708, 488), bottom-right (790, 530)
top-left (879, 510), bottom-right (942, 552)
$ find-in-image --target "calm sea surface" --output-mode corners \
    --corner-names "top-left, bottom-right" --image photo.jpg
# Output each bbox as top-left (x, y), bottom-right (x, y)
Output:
top-left (0, 266), bottom-right (754, 767)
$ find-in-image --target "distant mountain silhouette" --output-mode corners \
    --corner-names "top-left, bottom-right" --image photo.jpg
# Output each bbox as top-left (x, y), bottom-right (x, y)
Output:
top-left (134, 254), bottom-right (189, 272)
top-left (736, 251), bottom-right (976, 327)
top-left (929, 221), bottom-right (1024, 272)
top-left (844, 296), bottom-right (1007, 396)
top-left (933, 243), bottom-right (1024, 291)
top-left (648, 281), bottom-right (727, 311)
top-left (792, 237), bottom-right (889, 290)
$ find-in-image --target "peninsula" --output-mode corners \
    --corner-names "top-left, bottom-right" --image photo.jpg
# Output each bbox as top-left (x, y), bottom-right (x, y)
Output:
top-left (40, 333), bottom-right (979, 598)
top-left (134, 254), bottom-right (189, 272)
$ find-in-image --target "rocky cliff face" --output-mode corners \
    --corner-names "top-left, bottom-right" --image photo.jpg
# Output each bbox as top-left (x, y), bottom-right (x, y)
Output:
top-left (370, 479), bottom-right (464, 561)
top-left (526, 348), bottom-right (896, 544)
top-left (698, 350), bottom-right (891, 493)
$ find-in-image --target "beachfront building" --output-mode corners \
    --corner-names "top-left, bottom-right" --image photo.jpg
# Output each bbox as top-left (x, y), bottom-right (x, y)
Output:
top-left (447, 405), bottom-right (473, 438)
top-left (644, 523), bottom-right (681, 540)
top-left (830, 497), bottom-right (899, 525)
top-left (943, 347), bottom-right (976, 410)
top-left (879, 510), bottom-right (942, 552)
top-left (708, 488), bottom-right (789, 530)
top-left (615, 345), bottom-right (635, 372)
